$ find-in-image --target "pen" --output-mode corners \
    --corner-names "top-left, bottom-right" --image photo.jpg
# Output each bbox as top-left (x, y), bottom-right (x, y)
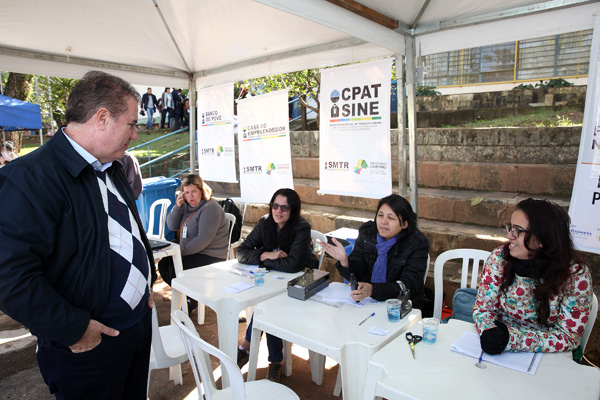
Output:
top-left (358, 312), bottom-right (375, 326)
top-left (478, 350), bottom-right (483, 364)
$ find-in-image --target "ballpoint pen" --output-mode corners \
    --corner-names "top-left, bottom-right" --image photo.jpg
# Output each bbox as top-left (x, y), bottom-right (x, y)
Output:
top-left (358, 312), bottom-right (375, 326)
top-left (475, 350), bottom-right (486, 369)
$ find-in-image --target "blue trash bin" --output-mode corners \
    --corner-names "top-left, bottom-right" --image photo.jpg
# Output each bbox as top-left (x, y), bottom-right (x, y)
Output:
top-left (136, 177), bottom-right (181, 241)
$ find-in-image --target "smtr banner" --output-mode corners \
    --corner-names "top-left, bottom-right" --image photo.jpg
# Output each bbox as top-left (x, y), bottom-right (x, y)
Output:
top-left (197, 83), bottom-right (237, 183)
top-left (569, 15), bottom-right (600, 254)
top-left (319, 58), bottom-right (393, 198)
top-left (237, 90), bottom-right (293, 203)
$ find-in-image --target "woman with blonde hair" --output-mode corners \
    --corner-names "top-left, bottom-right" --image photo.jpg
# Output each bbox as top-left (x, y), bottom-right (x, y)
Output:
top-left (157, 174), bottom-right (229, 290)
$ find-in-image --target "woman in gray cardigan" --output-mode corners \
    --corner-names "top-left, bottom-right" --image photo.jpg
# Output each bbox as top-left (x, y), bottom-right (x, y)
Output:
top-left (157, 174), bottom-right (229, 287)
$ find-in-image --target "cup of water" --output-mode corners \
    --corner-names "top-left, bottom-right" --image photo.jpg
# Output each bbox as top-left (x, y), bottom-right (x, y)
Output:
top-left (254, 268), bottom-right (266, 286)
top-left (422, 318), bottom-right (440, 344)
top-left (386, 299), bottom-right (401, 323)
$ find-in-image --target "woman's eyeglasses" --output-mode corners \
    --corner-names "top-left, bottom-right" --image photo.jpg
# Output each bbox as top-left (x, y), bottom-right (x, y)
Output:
top-left (271, 203), bottom-right (290, 212)
top-left (505, 223), bottom-right (529, 237)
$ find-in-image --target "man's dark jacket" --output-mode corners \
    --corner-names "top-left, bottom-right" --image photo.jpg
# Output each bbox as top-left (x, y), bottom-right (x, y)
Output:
top-left (141, 93), bottom-right (159, 110)
top-left (0, 129), bottom-right (156, 347)
top-left (336, 220), bottom-right (429, 307)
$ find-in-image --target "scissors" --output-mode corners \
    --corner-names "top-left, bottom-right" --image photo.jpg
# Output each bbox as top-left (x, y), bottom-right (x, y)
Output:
top-left (406, 332), bottom-right (422, 359)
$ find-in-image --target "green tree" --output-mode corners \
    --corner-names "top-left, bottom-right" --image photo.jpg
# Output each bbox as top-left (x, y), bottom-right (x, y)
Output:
top-left (29, 76), bottom-right (78, 129)
top-left (3, 72), bottom-right (33, 153)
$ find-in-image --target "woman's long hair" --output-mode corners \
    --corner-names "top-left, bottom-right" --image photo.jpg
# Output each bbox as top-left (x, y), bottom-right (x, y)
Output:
top-left (265, 188), bottom-right (302, 252)
top-left (375, 194), bottom-right (418, 238)
top-left (180, 174), bottom-right (212, 201)
top-left (499, 198), bottom-right (584, 325)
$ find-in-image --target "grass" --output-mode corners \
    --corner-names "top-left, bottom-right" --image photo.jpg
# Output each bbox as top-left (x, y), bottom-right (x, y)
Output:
top-left (19, 128), bottom-right (190, 158)
top-left (463, 107), bottom-right (583, 128)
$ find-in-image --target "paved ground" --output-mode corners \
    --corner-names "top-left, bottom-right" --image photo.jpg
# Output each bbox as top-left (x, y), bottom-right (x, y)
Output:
top-left (0, 278), bottom-right (339, 400)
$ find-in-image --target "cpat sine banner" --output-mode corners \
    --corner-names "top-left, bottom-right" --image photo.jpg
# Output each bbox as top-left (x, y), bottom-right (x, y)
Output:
top-left (569, 15), bottom-right (600, 255)
top-left (319, 58), bottom-right (393, 199)
top-left (197, 83), bottom-right (237, 183)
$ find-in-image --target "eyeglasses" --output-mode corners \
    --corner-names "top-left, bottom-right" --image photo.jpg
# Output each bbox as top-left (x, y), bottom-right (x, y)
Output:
top-left (505, 223), bottom-right (529, 237)
top-left (271, 203), bottom-right (290, 212)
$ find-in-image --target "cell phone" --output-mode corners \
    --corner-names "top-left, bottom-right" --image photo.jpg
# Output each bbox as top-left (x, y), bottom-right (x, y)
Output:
top-left (350, 273), bottom-right (359, 303)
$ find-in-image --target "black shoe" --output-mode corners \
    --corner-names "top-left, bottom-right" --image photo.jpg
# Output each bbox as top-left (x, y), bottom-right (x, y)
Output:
top-left (266, 362), bottom-right (282, 382)
top-left (237, 348), bottom-right (249, 369)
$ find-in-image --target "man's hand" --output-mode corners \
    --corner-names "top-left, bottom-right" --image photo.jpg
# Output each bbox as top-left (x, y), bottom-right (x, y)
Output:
top-left (259, 250), bottom-right (288, 261)
top-left (69, 319), bottom-right (119, 353)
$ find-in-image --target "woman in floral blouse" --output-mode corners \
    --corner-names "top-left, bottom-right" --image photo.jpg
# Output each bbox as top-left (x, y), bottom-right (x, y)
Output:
top-left (473, 198), bottom-right (593, 355)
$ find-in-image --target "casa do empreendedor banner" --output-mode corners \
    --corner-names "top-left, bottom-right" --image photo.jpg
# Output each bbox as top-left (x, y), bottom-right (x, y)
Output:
top-left (237, 89), bottom-right (294, 203)
top-left (197, 83), bottom-right (237, 183)
top-left (570, 15), bottom-right (600, 255)
top-left (319, 58), bottom-right (393, 199)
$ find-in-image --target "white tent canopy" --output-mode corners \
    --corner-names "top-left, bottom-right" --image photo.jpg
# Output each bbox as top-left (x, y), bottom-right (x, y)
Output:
top-left (2, 0), bottom-right (598, 88)
top-left (1, 0), bottom-right (599, 210)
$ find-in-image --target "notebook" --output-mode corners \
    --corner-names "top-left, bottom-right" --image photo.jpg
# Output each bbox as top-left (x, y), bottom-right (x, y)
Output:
top-left (148, 239), bottom-right (171, 251)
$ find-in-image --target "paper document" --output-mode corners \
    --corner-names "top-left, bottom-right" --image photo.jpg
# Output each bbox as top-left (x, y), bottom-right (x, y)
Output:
top-left (451, 331), bottom-right (542, 375)
top-left (222, 282), bottom-right (254, 293)
top-left (318, 282), bottom-right (377, 306)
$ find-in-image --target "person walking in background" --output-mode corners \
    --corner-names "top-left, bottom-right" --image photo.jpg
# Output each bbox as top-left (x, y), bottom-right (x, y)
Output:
top-left (0, 71), bottom-right (156, 400)
top-left (141, 87), bottom-right (158, 130)
top-left (160, 87), bottom-right (173, 129)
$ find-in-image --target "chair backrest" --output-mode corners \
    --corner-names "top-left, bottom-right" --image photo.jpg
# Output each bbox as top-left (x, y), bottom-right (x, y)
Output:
top-left (150, 304), bottom-right (188, 369)
top-left (148, 198), bottom-right (172, 240)
top-left (172, 310), bottom-right (247, 400)
top-left (433, 249), bottom-right (491, 320)
top-left (423, 254), bottom-right (431, 284)
top-left (224, 212), bottom-right (236, 260)
top-left (581, 293), bottom-right (598, 352)
top-left (311, 230), bottom-right (327, 270)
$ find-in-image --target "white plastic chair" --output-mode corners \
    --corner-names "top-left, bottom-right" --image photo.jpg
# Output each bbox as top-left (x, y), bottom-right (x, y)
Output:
top-left (311, 230), bottom-right (327, 270)
top-left (148, 305), bottom-right (188, 396)
top-left (228, 198), bottom-right (248, 259)
top-left (224, 212), bottom-right (236, 260)
top-left (171, 310), bottom-right (300, 400)
top-left (581, 293), bottom-right (598, 353)
top-left (432, 249), bottom-right (491, 320)
top-left (147, 198), bottom-right (171, 240)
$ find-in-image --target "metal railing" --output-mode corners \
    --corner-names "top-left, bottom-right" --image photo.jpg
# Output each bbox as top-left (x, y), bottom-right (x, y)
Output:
top-left (130, 127), bottom-right (190, 178)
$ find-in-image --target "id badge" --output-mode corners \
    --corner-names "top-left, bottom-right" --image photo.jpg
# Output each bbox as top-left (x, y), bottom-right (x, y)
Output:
top-left (182, 225), bottom-right (187, 238)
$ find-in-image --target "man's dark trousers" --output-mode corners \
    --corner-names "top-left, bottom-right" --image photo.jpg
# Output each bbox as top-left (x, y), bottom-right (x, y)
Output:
top-left (36, 307), bottom-right (152, 400)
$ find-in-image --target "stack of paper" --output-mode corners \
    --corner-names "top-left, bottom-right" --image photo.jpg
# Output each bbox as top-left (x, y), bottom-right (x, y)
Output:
top-left (451, 331), bottom-right (542, 375)
top-left (222, 282), bottom-right (254, 293)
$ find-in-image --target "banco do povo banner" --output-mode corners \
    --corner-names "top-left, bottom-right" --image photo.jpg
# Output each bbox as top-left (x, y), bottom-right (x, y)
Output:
top-left (237, 89), bottom-right (293, 203)
top-left (319, 58), bottom-right (393, 199)
top-left (570, 16), bottom-right (600, 255)
top-left (197, 82), bottom-right (237, 183)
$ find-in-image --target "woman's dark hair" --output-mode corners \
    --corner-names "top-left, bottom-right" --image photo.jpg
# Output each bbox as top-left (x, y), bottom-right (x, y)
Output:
top-left (500, 198), bottom-right (585, 325)
top-left (266, 188), bottom-right (302, 251)
top-left (375, 194), bottom-right (418, 235)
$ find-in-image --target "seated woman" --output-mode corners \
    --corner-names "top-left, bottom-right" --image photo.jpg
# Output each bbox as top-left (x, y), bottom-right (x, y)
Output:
top-left (157, 174), bottom-right (229, 288)
top-left (322, 194), bottom-right (429, 307)
top-left (236, 188), bottom-right (318, 382)
top-left (473, 198), bottom-right (593, 355)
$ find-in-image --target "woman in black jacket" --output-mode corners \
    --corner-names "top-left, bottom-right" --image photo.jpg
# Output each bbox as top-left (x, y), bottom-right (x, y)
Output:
top-left (236, 188), bottom-right (318, 382)
top-left (323, 194), bottom-right (429, 308)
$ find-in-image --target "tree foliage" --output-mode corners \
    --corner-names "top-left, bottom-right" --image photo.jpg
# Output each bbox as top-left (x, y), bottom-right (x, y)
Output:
top-left (2, 73), bottom-right (34, 153)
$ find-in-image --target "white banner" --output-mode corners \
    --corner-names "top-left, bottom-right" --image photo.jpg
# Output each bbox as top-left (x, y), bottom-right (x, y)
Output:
top-left (237, 90), bottom-right (294, 203)
top-left (197, 83), bottom-right (237, 183)
top-left (569, 15), bottom-right (600, 254)
top-left (319, 58), bottom-right (393, 198)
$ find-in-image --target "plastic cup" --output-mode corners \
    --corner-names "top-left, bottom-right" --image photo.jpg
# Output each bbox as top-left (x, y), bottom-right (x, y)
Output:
top-left (422, 318), bottom-right (440, 344)
top-left (254, 268), bottom-right (266, 286)
top-left (386, 299), bottom-right (401, 322)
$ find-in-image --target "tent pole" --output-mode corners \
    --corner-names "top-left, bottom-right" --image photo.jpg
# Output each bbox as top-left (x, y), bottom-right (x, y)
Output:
top-left (189, 77), bottom-right (196, 175)
top-left (395, 54), bottom-right (407, 198)
top-left (405, 36), bottom-right (419, 216)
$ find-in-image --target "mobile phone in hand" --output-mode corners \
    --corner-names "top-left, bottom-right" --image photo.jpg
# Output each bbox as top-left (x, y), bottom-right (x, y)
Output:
top-left (350, 273), bottom-right (359, 303)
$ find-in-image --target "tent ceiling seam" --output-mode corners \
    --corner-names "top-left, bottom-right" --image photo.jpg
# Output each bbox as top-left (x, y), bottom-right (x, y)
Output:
top-left (152, 0), bottom-right (192, 77)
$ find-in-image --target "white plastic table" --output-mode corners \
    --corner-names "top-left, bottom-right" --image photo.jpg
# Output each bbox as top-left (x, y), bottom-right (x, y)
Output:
top-left (247, 293), bottom-right (421, 400)
top-left (363, 319), bottom-right (600, 400)
top-left (171, 260), bottom-right (302, 362)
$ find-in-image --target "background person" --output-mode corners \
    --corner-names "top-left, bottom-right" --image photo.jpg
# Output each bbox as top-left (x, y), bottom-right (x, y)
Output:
top-left (159, 87), bottom-right (173, 129)
top-left (1, 141), bottom-right (18, 162)
top-left (141, 87), bottom-right (158, 130)
top-left (473, 198), bottom-right (593, 355)
top-left (236, 188), bottom-right (318, 382)
top-left (0, 70), bottom-right (156, 399)
top-left (322, 194), bottom-right (429, 305)
top-left (157, 174), bottom-right (229, 291)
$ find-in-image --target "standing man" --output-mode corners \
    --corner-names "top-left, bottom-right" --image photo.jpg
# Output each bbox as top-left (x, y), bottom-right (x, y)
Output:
top-left (0, 71), bottom-right (156, 399)
top-left (160, 87), bottom-right (173, 129)
top-left (141, 87), bottom-right (158, 130)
